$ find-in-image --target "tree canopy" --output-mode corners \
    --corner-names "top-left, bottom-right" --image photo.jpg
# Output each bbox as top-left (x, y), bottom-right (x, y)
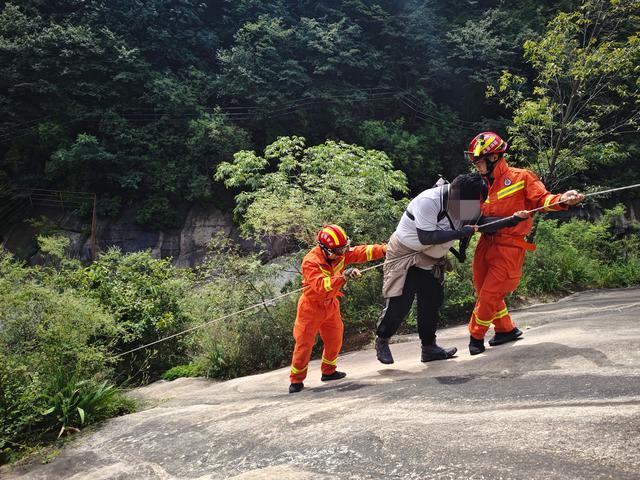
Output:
top-left (1, 0), bottom-right (637, 228)
top-left (216, 135), bottom-right (408, 247)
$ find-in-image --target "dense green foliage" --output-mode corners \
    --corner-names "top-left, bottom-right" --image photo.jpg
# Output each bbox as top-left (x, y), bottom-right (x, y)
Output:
top-left (5, 0), bottom-right (637, 226)
top-left (492, 0), bottom-right (640, 191)
top-left (0, 247), bottom-right (133, 463)
top-left (75, 249), bottom-right (195, 382)
top-left (216, 136), bottom-right (408, 247)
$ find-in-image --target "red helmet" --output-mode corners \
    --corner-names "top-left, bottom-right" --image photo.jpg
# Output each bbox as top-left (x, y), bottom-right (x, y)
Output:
top-left (317, 224), bottom-right (350, 252)
top-left (465, 132), bottom-right (508, 163)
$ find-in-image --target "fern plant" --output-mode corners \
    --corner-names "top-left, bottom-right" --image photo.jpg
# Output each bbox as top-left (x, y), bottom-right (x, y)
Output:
top-left (41, 376), bottom-right (120, 438)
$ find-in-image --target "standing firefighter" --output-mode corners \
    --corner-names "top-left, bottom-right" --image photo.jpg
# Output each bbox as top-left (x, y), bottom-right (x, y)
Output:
top-left (465, 132), bottom-right (584, 355)
top-left (289, 225), bottom-right (386, 394)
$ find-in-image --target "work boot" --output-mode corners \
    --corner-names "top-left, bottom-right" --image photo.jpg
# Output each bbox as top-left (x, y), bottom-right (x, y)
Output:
top-left (321, 371), bottom-right (347, 382)
top-left (289, 382), bottom-right (304, 394)
top-left (421, 341), bottom-right (457, 362)
top-left (469, 336), bottom-right (485, 355)
top-left (375, 336), bottom-right (394, 364)
top-left (489, 327), bottom-right (523, 346)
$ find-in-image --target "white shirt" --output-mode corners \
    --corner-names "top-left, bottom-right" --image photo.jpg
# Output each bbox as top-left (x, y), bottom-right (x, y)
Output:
top-left (394, 185), bottom-right (463, 258)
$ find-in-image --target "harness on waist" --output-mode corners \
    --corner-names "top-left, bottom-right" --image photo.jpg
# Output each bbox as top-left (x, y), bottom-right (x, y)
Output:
top-left (484, 234), bottom-right (536, 251)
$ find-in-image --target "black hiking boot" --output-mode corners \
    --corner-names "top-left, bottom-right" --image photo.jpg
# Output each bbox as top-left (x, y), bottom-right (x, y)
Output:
top-left (469, 336), bottom-right (486, 355)
top-left (489, 327), bottom-right (523, 346)
top-left (289, 382), bottom-right (304, 394)
top-left (321, 371), bottom-right (347, 382)
top-left (421, 341), bottom-right (457, 362)
top-left (375, 336), bottom-right (394, 364)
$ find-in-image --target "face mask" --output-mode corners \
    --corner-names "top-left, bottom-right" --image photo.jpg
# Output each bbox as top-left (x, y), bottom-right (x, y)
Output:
top-left (447, 184), bottom-right (481, 222)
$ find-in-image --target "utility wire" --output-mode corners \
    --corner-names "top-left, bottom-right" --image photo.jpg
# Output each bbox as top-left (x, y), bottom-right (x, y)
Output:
top-left (0, 87), bottom-right (481, 140)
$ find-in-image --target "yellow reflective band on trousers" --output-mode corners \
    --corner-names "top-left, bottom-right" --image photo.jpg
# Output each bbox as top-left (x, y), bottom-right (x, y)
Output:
top-left (323, 276), bottom-right (332, 292)
top-left (474, 307), bottom-right (508, 327)
top-left (497, 180), bottom-right (525, 199)
top-left (290, 365), bottom-right (308, 375)
top-left (473, 310), bottom-right (493, 327)
top-left (322, 356), bottom-right (338, 366)
top-left (493, 307), bottom-right (508, 319)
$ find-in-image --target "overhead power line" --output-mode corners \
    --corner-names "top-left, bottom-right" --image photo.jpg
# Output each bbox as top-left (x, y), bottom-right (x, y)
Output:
top-left (0, 87), bottom-right (483, 143)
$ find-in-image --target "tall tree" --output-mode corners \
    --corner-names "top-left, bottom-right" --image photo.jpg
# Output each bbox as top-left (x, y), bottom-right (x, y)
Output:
top-left (490, 0), bottom-right (640, 190)
top-left (215, 136), bottom-right (408, 247)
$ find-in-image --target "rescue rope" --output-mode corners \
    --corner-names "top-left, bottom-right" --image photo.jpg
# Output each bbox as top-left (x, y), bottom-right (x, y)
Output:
top-left (478, 182), bottom-right (640, 230)
top-left (115, 182), bottom-right (640, 358)
top-left (114, 251), bottom-right (418, 358)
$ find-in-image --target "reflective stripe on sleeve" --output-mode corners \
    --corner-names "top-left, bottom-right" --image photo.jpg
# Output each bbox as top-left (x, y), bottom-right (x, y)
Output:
top-left (333, 258), bottom-right (345, 274)
top-left (543, 194), bottom-right (555, 212)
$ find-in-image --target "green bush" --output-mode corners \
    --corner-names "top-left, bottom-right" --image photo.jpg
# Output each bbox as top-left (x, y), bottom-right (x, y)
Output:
top-left (76, 248), bottom-right (195, 382)
top-left (162, 364), bottom-right (202, 381)
top-left (441, 237), bottom-right (478, 325)
top-left (185, 238), bottom-right (299, 379)
top-left (0, 248), bottom-right (130, 461)
top-left (190, 284), bottom-right (297, 379)
top-left (340, 268), bottom-right (385, 335)
top-left (520, 206), bottom-right (640, 295)
top-left (0, 356), bottom-right (47, 463)
top-left (41, 375), bottom-right (134, 439)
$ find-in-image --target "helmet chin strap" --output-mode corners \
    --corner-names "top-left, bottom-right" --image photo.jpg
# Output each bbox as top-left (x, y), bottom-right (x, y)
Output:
top-left (486, 158), bottom-right (496, 176)
top-left (484, 155), bottom-right (502, 181)
top-left (319, 244), bottom-right (331, 258)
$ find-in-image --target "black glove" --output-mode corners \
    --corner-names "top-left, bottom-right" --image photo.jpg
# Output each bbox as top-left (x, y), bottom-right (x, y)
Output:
top-left (456, 225), bottom-right (476, 238)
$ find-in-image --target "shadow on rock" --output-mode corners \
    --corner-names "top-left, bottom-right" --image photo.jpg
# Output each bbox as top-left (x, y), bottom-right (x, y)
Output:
top-left (356, 342), bottom-right (619, 390)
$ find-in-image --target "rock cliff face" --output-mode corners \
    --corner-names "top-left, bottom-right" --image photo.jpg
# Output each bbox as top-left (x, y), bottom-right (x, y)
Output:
top-left (1, 204), bottom-right (245, 267)
top-left (96, 205), bottom-right (240, 267)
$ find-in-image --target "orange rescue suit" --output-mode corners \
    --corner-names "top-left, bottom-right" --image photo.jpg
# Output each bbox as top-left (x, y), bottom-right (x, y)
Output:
top-left (469, 158), bottom-right (567, 339)
top-left (290, 244), bottom-right (386, 383)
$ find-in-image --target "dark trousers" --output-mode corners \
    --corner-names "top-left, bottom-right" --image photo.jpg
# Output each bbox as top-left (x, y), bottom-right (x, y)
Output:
top-left (376, 266), bottom-right (444, 345)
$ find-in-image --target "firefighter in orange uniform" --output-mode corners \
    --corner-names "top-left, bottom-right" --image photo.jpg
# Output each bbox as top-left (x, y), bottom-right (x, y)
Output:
top-left (465, 132), bottom-right (584, 355)
top-left (289, 224), bottom-right (386, 393)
